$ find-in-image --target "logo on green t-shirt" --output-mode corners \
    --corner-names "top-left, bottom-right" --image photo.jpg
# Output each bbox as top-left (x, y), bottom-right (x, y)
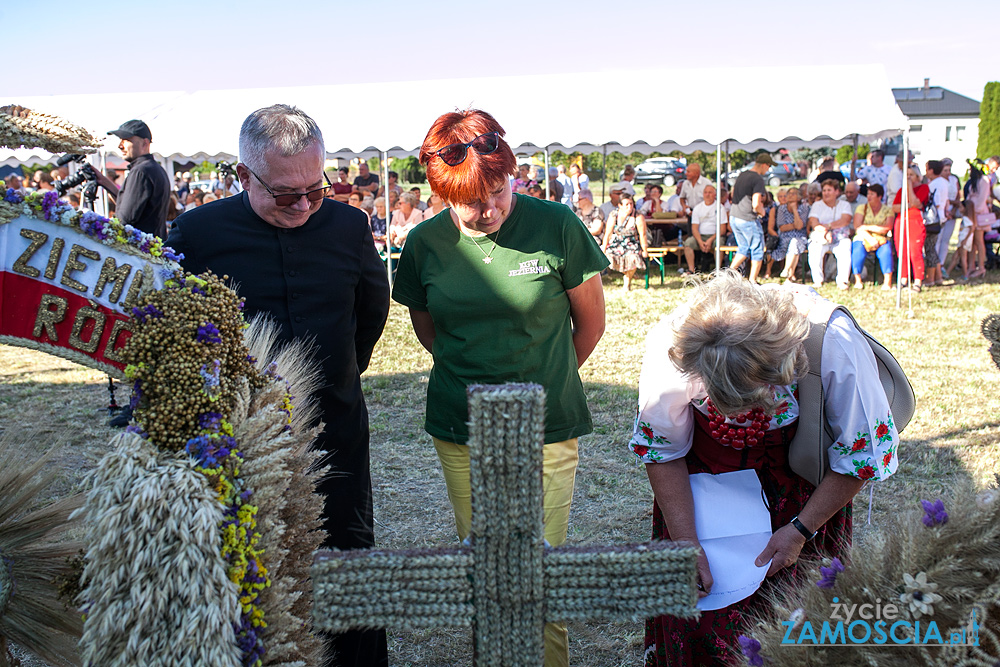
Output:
top-left (508, 259), bottom-right (552, 277)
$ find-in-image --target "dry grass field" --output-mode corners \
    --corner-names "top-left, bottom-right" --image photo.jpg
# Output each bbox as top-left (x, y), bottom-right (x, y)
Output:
top-left (2, 269), bottom-right (999, 666)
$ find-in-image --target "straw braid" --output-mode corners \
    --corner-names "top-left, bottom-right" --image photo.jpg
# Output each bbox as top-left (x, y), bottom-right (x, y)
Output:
top-left (0, 105), bottom-right (101, 154)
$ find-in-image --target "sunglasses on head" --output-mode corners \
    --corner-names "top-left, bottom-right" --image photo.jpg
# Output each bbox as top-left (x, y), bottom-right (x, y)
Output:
top-left (433, 131), bottom-right (500, 167)
top-left (245, 165), bottom-right (332, 207)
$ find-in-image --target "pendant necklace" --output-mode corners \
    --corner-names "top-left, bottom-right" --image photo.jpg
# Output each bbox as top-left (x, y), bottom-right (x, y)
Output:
top-left (470, 225), bottom-right (503, 264)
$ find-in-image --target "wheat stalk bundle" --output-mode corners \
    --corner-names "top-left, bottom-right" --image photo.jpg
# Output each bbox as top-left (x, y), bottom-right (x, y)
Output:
top-left (76, 433), bottom-right (242, 667)
top-left (239, 316), bottom-right (328, 666)
top-left (0, 431), bottom-right (83, 667)
top-left (745, 476), bottom-right (1000, 666)
top-left (0, 105), bottom-right (101, 154)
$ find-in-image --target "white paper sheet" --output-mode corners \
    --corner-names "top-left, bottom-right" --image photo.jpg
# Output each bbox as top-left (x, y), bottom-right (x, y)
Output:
top-left (689, 469), bottom-right (772, 611)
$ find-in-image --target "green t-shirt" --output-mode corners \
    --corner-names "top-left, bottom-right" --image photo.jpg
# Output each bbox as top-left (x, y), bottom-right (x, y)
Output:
top-left (392, 195), bottom-right (609, 445)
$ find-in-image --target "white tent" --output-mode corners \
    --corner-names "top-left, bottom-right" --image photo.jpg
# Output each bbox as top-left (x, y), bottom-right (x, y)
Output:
top-left (3, 64), bottom-right (905, 165)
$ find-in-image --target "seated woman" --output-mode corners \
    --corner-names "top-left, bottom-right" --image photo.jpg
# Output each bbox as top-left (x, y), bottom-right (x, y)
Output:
top-left (770, 187), bottom-right (808, 281)
top-left (807, 180), bottom-right (853, 289)
top-left (602, 193), bottom-right (649, 291)
top-left (639, 184), bottom-right (666, 217)
top-left (851, 183), bottom-right (894, 290)
top-left (422, 190), bottom-right (446, 221)
top-left (389, 192), bottom-right (423, 247)
top-left (632, 270), bottom-right (899, 667)
top-left (575, 188), bottom-right (604, 245)
top-left (371, 196), bottom-right (388, 253)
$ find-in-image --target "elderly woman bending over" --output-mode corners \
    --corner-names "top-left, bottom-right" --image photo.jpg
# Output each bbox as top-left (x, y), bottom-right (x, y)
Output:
top-left (631, 270), bottom-right (899, 667)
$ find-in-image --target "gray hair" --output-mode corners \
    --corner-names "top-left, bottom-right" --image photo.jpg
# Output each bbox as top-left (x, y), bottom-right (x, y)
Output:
top-left (668, 270), bottom-right (809, 416)
top-left (400, 192), bottom-right (418, 207)
top-left (239, 104), bottom-right (324, 174)
top-left (806, 182), bottom-right (822, 196)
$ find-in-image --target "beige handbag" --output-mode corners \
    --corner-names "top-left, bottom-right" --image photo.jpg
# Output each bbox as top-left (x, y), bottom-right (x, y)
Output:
top-left (788, 301), bottom-right (916, 487)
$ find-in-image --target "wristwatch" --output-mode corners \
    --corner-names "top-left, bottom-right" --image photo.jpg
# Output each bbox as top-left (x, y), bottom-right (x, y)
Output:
top-left (790, 515), bottom-right (817, 541)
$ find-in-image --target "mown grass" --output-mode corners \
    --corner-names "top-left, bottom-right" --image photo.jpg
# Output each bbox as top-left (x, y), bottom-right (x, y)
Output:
top-left (1, 268), bottom-right (999, 666)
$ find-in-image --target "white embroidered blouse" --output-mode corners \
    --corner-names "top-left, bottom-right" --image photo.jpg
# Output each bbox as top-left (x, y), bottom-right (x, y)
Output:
top-left (629, 287), bottom-right (900, 481)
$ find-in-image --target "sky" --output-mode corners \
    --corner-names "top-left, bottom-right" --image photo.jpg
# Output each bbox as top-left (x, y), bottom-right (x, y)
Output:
top-left (1, 0), bottom-right (992, 102)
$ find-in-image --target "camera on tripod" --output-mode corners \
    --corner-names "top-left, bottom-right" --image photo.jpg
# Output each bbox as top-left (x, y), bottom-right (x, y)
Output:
top-left (216, 160), bottom-right (235, 178)
top-left (53, 153), bottom-right (98, 203)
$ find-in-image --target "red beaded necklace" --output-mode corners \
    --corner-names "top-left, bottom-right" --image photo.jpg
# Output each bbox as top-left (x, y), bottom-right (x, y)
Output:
top-left (706, 400), bottom-right (771, 451)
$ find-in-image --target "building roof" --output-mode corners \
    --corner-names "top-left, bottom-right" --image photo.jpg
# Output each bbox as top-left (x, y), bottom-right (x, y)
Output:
top-left (892, 86), bottom-right (980, 118)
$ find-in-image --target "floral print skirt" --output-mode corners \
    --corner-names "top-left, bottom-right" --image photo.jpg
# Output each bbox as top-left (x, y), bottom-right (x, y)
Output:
top-left (644, 411), bottom-right (852, 667)
top-left (605, 231), bottom-right (645, 273)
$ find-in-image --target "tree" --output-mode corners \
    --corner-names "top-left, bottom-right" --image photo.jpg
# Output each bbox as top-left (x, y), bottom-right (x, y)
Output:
top-left (835, 143), bottom-right (871, 165)
top-left (978, 81), bottom-right (1000, 160)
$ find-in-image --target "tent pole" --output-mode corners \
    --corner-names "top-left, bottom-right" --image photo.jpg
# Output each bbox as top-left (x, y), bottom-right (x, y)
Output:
top-left (715, 144), bottom-right (721, 271)
top-left (850, 134), bottom-right (858, 181)
top-left (544, 147), bottom-right (550, 200)
top-left (602, 144), bottom-right (607, 201)
top-left (897, 130), bottom-right (909, 309)
top-left (383, 150), bottom-right (393, 288)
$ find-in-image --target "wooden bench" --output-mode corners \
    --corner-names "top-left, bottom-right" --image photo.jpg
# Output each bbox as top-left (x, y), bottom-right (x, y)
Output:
top-left (644, 245), bottom-right (740, 287)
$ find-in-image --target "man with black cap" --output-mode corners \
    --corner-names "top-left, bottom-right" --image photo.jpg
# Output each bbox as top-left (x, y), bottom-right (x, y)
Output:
top-left (94, 119), bottom-right (171, 238)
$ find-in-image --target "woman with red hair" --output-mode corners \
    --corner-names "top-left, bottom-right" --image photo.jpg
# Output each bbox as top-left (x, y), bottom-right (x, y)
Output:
top-left (392, 109), bottom-right (608, 667)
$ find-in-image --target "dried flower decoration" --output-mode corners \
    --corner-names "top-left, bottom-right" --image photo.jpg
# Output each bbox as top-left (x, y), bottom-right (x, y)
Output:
top-left (816, 557), bottom-right (845, 589)
top-left (921, 499), bottom-right (948, 527)
top-left (899, 572), bottom-right (941, 619)
top-left (738, 635), bottom-right (764, 666)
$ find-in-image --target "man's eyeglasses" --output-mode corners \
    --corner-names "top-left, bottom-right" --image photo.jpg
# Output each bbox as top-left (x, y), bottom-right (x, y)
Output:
top-left (433, 131), bottom-right (500, 167)
top-left (245, 165), bottom-right (332, 206)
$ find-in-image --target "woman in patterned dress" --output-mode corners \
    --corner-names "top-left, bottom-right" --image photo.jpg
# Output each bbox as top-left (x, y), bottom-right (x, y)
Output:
top-left (629, 270), bottom-right (900, 666)
top-left (770, 187), bottom-right (809, 281)
top-left (601, 193), bottom-right (649, 291)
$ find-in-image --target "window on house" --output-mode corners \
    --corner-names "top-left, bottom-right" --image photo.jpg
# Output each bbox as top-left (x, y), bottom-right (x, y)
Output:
top-left (956, 126), bottom-right (966, 141)
top-left (945, 126), bottom-right (952, 141)
top-left (910, 125), bottom-right (923, 132)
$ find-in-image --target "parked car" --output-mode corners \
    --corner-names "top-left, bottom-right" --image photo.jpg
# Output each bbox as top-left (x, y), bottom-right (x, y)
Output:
top-left (726, 162), bottom-right (798, 188)
top-left (622, 157), bottom-right (687, 187)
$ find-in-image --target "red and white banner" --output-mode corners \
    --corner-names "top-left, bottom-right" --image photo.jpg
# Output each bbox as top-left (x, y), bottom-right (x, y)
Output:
top-left (0, 214), bottom-right (170, 375)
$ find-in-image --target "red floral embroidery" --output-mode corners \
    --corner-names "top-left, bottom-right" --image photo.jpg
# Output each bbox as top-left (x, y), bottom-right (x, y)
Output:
top-left (634, 445), bottom-right (649, 457)
top-left (775, 402), bottom-right (789, 416)
top-left (883, 451), bottom-right (892, 467)
top-left (851, 438), bottom-right (867, 452)
top-left (857, 465), bottom-right (875, 480)
top-left (875, 423), bottom-right (889, 439)
top-left (642, 425), bottom-right (655, 439)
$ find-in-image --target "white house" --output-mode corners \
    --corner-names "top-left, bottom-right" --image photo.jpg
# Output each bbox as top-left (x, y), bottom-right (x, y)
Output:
top-left (892, 79), bottom-right (980, 175)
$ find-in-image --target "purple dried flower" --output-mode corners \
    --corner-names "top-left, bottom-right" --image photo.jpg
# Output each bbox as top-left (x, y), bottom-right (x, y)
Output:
top-left (737, 635), bottom-right (763, 666)
top-left (921, 499), bottom-right (948, 527)
top-left (4, 188), bottom-right (24, 204)
top-left (196, 322), bottom-right (222, 344)
top-left (816, 557), bottom-right (845, 589)
top-left (198, 411), bottom-right (224, 431)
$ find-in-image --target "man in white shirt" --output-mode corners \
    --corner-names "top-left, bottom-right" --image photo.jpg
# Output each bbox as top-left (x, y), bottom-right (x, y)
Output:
top-left (886, 153), bottom-right (905, 206)
top-left (678, 163), bottom-right (712, 217)
top-left (936, 158), bottom-right (961, 269)
top-left (858, 149), bottom-right (892, 200)
top-left (600, 182), bottom-right (627, 221)
top-left (665, 182), bottom-right (684, 213)
top-left (681, 184), bottom-right (726, 273)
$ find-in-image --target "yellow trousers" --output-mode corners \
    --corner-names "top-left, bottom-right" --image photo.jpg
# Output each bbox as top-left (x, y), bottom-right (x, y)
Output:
top-left (432, 437), bottom-right (579, 667)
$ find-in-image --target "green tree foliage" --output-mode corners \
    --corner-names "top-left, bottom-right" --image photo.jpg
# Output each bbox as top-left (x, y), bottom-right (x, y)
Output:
top-left (792, 147), bottom-right (834, 168)
top-left (390, 156), bottom-right (426, 184)
top-left (978, 81), bottom-right (1000, 160)
top-left (835, 143), bottom-right (871, 165)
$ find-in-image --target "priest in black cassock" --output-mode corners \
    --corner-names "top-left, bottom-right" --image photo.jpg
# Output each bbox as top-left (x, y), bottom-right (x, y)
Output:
top-left (166, 104), bottom-right (390, 667)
